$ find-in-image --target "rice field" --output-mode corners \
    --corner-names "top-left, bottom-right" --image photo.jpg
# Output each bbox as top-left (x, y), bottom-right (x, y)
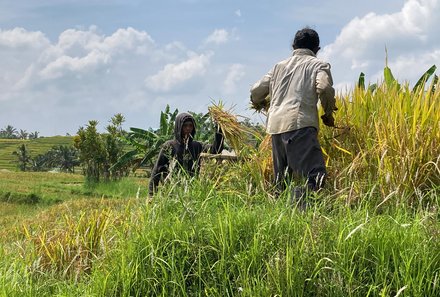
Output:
top-left (0, 80), bottom-right (439, 296)
top-left (0, 136), bottom-right (74, 171)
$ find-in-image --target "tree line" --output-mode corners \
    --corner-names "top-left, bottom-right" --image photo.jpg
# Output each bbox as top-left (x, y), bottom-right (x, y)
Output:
top-left (11, 106), bottom-right (263, 183)
top-left (11, 113), bottom-right (128, 182)
top-left (13, 144), bottom-right (80, 173)
top-left (0, 125), bottom-right (39, 139)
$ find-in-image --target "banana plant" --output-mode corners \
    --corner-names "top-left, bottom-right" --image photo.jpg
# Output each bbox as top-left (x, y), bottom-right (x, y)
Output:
top-left (412, 64), bottom-right (437, 92)
top-left (358, 64), bottom-right (437, 93)
top-left (357, 72), bottom-right (377, 93)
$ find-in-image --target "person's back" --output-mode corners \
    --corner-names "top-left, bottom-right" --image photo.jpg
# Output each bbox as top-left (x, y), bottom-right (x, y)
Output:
top-left (265, 49), bottom-right (333, 134)
top-left (250, 27), bottom-right (337, 208)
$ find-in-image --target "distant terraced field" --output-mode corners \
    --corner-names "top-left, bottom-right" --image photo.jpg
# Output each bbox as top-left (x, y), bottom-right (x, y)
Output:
top-left (0, 136), bottom-right (74, 171)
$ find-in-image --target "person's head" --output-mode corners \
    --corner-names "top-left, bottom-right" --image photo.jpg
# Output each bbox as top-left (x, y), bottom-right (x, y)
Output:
top-left (174, 112), bottom-right (196, 143)
top-left (292, 27), bottom-right (320, 54)
top-left (182, 119), bottom-right (194, 139)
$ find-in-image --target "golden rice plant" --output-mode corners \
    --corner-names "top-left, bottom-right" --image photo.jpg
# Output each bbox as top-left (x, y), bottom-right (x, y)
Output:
top-left (258, 134), bottom-right (273, 183)
top-left (232, 132), bottom-right (273, 193)
top-left (22, 209), bottom-right (112, 279)
top-left (18, 198), bottom-right (131, 279)
top-left (208, 101), bottom-right (253, 155)
top-left (320, 79), bottom-right (439, 200)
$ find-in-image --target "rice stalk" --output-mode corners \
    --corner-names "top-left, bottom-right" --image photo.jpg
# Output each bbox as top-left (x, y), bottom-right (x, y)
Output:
top-left (20, 207), bottom-right (118, 280)
top-left (208, 101), bottom-right (253, 155)
top-left (320, 80), bottom-right (440, 201)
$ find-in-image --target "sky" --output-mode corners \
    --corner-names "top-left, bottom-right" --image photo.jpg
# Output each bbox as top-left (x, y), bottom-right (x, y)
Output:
top-left (0, 0), bottom-right (439, 136)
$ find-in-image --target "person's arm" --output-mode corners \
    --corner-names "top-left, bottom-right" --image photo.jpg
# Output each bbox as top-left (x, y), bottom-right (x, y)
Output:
top-left (250, 68), bottom-right (273, 109)
top-left (148, 144), bottom-right (171, 196)
top-left (316, 65), bottom-right (337, 126)
top-left (210, 126), bottom-right (224, 154)
top-left (202, 126), bottom-right (224, 154)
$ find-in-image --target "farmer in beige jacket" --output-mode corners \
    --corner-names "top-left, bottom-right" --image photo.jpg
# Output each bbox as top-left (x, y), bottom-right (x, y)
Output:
top-left (250, 27), bottom-right (337, 207)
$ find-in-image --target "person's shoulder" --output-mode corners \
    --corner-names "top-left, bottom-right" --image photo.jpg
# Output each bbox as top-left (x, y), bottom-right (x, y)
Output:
top-left (317, 59), bottom-right (332, 70)
top-left (309, 56), bottom-right (331, 69)
top-left (191, 140), bottom-right (203, 147)
top-left (277, 56), bottom-right (293, 66)
top-left (272, 56), bottom-right (294, 72)
top-left (188, 140), bottom-right (202, 150)
top-left (308, 53), bottom-right (329, 64)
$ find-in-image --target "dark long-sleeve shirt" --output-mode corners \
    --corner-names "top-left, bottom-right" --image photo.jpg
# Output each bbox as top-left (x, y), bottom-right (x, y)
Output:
top-left (148, 113), bottom-right (223, 196)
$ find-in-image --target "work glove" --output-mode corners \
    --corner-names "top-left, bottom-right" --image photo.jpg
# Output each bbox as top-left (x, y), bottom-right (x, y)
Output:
top-left (321, 114), bottom-right (335, 127)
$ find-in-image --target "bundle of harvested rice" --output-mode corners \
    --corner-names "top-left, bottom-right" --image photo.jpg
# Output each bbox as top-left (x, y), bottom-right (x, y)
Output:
top-left (208, 101), bottom-right (250, 154)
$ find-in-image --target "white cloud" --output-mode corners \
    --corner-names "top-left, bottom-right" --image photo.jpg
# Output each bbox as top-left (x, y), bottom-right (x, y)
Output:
top-left (321, 0), bottom-right (440, 90)
top-left (0, 26), bottom-right (172, 135)
top-left (0, 28), bottom-right (50, 93)
top-left (39, 50), bottom-right (111, 79)
top-left (7, 27), bottom-right (157, 87)
top-left (235, 9), bottom-right (242, 17)
top-left (389, 49), bottom-right (440, 81)
top-left (33, 27), bottom-right (154, 80)
top-left (99, 27), bottom-right (155, 54)
top-left (223, 64), bottom-right (245, 94)
top-left (0, 24), bottom-right (221, 135)
top-left (0, 27), bottom-right (49, 49)
top-left (204, 29), bottom-right (230, 45)
top-left (145, 52), bottom-right (212, 92)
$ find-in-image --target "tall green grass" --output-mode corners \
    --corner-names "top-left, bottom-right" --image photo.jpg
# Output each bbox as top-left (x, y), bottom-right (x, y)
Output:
top-left (1, 173), bottom-right (438, 296)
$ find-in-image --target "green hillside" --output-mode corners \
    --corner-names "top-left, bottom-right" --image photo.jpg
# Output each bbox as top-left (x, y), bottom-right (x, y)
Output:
top-left (0, 136), bottom-right (74, 171)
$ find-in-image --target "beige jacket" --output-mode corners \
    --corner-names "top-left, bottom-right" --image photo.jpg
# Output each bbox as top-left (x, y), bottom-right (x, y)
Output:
top-left (250, 48), bottom-right (336, 134)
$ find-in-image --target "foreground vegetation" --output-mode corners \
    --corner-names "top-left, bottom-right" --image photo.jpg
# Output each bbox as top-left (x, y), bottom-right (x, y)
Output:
top-left (0, 171), bottom-right (438, 296)
top-left (1, 75), bottom-right (439, 296)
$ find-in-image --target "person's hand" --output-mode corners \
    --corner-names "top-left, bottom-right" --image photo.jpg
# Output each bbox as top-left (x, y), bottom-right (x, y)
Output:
top-left (250, 95), bottom-right (270, 112)
top-left (321, 114), bottom-right (335, 127)
top-left (250, 99), bottom-right (264, 111)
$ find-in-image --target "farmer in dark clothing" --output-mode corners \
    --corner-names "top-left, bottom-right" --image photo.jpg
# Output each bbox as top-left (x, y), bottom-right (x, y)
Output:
top-left (250, 27), bottom-right (337, 207)
top-left (149, 112), bottom-right (224, 196)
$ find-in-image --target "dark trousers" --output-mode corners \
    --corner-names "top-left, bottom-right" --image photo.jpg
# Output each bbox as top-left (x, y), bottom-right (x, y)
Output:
top-left (271, 127), bottom-right (326, 193)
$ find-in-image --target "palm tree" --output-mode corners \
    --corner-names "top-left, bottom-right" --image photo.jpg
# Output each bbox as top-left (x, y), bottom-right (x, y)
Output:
top-left (12, 144), bottom-right (32, 171)
top-left (0, 125), bottom-right (18, 139)
top-left (28, 131), bottom-right (40, 139)
top-left (19, 129), bottom-right (28, 140)
top-left (51, 145), bottom-right (80, 173)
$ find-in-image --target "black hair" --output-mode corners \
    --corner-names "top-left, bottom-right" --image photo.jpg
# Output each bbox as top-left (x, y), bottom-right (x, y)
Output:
top-left (292, 27), bottom-right (320, 51)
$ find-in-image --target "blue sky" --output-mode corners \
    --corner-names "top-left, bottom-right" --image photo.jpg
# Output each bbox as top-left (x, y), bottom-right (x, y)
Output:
top-left (1, 0), bottom-right (439, 136)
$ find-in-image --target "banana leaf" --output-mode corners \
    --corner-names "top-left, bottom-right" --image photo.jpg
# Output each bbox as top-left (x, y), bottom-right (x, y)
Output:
top-left (109, 150), bottom-right (139, 171)
top-left (358, 72), bottom-right (365, 90)
top-left (412, 64), bottom-right (437, 92)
